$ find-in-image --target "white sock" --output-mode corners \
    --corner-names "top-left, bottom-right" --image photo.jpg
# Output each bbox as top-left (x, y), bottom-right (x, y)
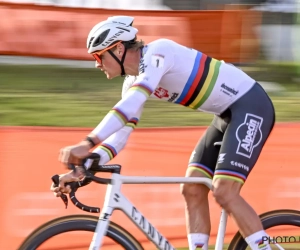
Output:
top-left (245, 230), bottom-right (272, 250)
top-left (188, 233), bottom-right (209, 250)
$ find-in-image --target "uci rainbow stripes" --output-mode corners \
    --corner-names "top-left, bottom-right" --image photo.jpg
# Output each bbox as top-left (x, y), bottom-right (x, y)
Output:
top-left (175, 52), bottom-right (221, 109)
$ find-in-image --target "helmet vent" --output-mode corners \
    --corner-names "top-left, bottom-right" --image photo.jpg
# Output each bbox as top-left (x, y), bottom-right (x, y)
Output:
top-left (117, 27), bottom-right (130, 32)
top-left (88, 37), bottom-right (94, 49)
top-left (93, 29), bottom-right (110, 47)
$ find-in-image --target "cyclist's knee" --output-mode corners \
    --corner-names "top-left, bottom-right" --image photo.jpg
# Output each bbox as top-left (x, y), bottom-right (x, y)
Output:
top-left (212, 177), bottom-right (242, 209)
top-left (181, 168), bottom-right (210, 200)
top-left (181, 182), bottom-right (210, 199)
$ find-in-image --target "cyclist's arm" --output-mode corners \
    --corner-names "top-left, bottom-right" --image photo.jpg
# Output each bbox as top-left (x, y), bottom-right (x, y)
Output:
top-left (90, 43), bottom-right (173, 144)
top-left (84, 104), bottom-right (144, 169)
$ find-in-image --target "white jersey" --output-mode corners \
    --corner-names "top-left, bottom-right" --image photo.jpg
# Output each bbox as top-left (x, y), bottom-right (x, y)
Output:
top-left (85, 39), bottom-right (256, 169)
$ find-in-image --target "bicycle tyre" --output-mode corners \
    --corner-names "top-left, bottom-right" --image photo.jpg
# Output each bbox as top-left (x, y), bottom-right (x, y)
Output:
top-left (18, 214), bottom-right (144, 250)
top-left (228, 209), bottom-right (300, 250)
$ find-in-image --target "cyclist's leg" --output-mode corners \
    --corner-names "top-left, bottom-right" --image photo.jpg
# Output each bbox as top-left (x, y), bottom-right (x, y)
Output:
top-left (211, 82), bottom-right (275, 250)
top-left (181, 116), bottom-right (226, 250)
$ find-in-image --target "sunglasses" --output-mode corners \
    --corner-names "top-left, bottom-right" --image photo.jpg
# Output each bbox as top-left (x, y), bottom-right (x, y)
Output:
top-left (91, 41), bottom-right (122, 66)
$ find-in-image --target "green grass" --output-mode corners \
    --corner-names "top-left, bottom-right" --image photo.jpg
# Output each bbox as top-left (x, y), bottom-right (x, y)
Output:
top-left (1, 64), bottom-right (300, 127)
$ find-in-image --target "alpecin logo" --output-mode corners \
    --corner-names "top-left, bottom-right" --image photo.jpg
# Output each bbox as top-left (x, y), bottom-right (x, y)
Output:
top-left (236, 113), bottom-right (263, 158)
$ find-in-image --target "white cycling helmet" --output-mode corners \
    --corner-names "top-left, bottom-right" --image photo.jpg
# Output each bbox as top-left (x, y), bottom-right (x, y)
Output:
top-left (87, 16), bottom-right (139, 77)
top-left (87, 16), bottom-right (138, 53)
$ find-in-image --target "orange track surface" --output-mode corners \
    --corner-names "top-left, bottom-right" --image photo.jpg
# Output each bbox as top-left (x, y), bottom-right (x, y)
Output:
top-left (1, 123), bottom-right (299, 249)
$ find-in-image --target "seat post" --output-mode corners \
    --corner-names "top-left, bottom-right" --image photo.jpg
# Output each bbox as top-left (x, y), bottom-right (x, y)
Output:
top-left (214, 141), bottom-right (222, 147)
top-left (215, 209), bottom-right (228, 250)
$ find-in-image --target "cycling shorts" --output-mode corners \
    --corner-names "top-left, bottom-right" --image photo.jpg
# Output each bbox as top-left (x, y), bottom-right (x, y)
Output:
top-left (188, 82), bottom-right (275, 184)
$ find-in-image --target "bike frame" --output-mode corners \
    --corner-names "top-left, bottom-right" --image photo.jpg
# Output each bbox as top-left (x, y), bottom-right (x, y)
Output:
top-left (88, 174), bottom-right (228, 250)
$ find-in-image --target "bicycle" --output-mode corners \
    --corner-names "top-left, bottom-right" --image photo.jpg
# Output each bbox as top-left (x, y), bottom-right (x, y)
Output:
top-left (19, 148), bottom-right (300, 250)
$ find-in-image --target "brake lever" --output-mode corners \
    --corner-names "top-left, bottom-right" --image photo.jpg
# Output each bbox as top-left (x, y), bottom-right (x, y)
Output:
top-left (52, 175), bottom-right (69, 209)
top-left (52, 174), bottom-right (84, 209)
top-left (52, 153), bottom-right (100, 209)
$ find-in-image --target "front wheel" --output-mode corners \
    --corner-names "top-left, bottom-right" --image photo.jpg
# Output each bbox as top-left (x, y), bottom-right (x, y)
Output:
top-left (228, 209), bottom-right (300, 250)
top-left (18, 214), bottom-right (144, 250)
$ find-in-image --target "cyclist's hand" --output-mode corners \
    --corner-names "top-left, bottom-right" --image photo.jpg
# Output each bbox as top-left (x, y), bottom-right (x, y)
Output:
top-left (58, 141), bottom-right (91, 167)
top-left (50, 167), bottom-right (86, 197)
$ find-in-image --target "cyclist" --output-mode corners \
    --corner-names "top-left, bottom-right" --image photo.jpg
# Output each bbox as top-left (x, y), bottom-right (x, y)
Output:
top-left (51, 16), bottom-right (275, 250)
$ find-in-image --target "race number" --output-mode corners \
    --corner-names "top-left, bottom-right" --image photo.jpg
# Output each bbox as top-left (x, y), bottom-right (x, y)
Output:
top-left (151, 54), bottom-right (164, 68)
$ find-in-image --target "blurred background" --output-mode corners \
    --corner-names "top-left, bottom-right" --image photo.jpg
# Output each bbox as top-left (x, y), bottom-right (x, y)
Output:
top-left (1, 0), bottom-right (300, 127)
top-left (1, 0), bottom-right (300, 249)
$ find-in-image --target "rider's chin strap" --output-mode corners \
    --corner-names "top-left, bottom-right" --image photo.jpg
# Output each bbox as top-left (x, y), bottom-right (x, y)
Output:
top-left (108, 48), bottom-right (127, 77)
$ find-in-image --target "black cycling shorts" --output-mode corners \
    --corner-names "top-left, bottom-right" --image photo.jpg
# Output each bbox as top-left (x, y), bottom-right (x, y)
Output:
top-left (188, 82), bottom-right (275, 185)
